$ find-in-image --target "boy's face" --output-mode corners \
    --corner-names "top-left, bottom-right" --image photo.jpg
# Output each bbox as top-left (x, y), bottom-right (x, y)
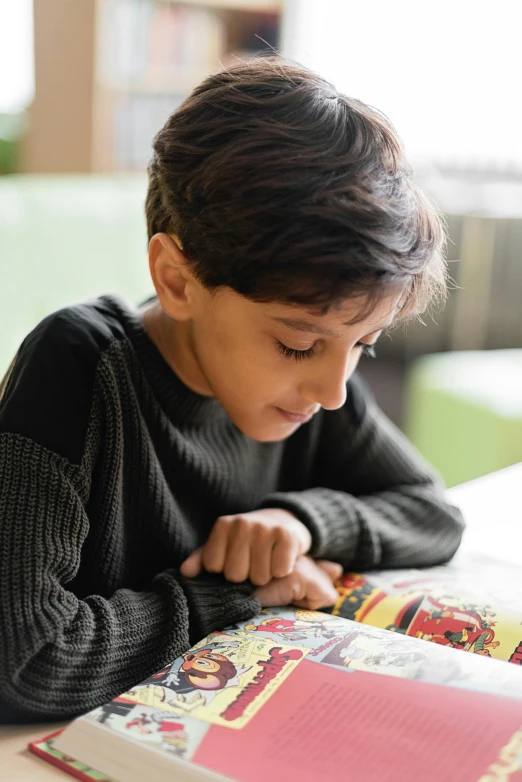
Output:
top-left (148, 234), bottom-right (400, 443)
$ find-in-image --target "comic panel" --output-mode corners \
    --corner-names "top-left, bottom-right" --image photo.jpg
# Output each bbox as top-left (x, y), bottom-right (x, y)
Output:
top-left (332, 570), bottom-right (522, 666)
top-left (104, 632), bottom-right (308, 730)
top-left (405, 592), bottom-right (522, 664)
top-left (315, 621), bottom-right (522, 700)
top-left (85, 702), bottom-right (209, 762)
top-left (229, 607), bottom-right (353, 656)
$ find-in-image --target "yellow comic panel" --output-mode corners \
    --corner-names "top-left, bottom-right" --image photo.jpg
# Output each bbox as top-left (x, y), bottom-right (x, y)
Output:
top-left (121, 633), bottom-right (308, 730)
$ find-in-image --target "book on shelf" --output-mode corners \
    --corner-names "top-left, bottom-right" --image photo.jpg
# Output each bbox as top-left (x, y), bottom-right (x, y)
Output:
top-left (98, 0), bottom-right (226, 88)
top-left (98, 0), bottom-right (227, 170)
top-left (29, 551), bottom-right (522, 782)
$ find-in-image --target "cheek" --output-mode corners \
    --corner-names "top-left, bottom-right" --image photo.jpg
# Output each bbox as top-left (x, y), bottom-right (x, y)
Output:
top-left (346, 351), bottom-right (362, 378)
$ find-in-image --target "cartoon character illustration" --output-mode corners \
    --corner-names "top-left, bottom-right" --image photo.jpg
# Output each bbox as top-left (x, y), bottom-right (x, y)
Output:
top-left (126, 711), bottom-right (153, 734)
top-left (243, 610), bottom-right (345, 642)
top-left (408, 597), bottom-right (500, 656)
top-left (154, 718), bottom-right (188, 757)
top-left (142, 638), bottom-right (253, 715)
top-left (106, 638), bottom-right (306, 731)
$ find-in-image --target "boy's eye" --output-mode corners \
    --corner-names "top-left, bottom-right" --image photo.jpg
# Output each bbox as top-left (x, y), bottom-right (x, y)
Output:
top-left (277, 340), bottom-right (377, 361)
top-left (277, 341), bottom-right (317, 361)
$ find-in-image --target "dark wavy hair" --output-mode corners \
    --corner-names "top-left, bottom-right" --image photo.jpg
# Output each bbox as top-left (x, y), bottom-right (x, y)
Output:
top-left (146, 58), bottom-right (446, 320)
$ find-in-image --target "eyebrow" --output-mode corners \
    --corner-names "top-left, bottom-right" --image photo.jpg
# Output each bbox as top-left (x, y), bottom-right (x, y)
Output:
top-left (271, 316), bottom-right (391, 339)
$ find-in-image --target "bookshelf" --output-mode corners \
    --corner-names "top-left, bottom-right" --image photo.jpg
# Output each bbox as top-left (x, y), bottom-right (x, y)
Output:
top-left (25, 0), bottom-right (282, 173)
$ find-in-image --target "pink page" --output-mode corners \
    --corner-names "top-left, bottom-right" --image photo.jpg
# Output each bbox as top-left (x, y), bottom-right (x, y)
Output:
top-left (194, 660), bottom-right (522, 782)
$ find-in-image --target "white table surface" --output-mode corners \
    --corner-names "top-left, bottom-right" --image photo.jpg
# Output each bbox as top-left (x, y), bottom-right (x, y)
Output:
top-left (448, 461), bottom-right (522, 565)
top-left (1, 462), bottom-right (521, 779)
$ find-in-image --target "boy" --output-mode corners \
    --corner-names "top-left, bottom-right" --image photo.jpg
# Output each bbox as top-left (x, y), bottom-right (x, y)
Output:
top-left (0, 59), bottom-right (464, 722)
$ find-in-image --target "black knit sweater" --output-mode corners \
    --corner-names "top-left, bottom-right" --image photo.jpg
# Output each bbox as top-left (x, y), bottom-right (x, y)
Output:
top-left (0, 296), bottom-right (464, 719)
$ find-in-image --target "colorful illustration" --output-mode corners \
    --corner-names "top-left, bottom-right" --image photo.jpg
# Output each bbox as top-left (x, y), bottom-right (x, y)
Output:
top-left (234, 608), bottom-right (346, 641)
top-left (231, 607), bottom-right (522, 700)
top-left (96, 632), bottom-right (307, 730)
top-left (31, 600), bottom-right (522, 782)
top-left (331, 563), bottom-right (522, 665)
top-left (407, 595), bottom-right (499, 654)
top-left (86, 702), bottom-right (209, 761)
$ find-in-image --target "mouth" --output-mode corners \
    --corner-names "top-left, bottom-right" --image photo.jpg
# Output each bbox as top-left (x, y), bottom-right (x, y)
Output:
top-left (275, 407), bottom-right (319, 424)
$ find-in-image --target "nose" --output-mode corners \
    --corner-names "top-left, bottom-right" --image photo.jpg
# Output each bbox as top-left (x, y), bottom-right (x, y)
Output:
top-left (299, 352), bottom-right (355, 411)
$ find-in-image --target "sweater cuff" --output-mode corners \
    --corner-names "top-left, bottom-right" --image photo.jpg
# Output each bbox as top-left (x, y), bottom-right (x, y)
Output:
top-left (259, 489), bottom-right (363, 563)
top-left (175, 572), bottom-right (261, 644)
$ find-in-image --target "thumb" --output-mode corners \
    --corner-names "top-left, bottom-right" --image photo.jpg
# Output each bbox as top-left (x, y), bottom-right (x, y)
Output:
top-left (316, 560), bottom-right (343, 583)
top-left (180, 548), bottom-right (203, 578)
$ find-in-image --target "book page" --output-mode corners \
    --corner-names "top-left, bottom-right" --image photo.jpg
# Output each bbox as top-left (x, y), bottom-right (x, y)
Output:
top-left (331, 553), bottom-right (522, 664)
top-left (194, 660), bottom-right (522, 782)
top-left (231, 607), bottom-right (522, 700)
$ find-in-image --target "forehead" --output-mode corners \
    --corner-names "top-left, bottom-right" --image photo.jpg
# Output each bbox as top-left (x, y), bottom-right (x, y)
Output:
top-left (266, 292), bottom-right (400, 336)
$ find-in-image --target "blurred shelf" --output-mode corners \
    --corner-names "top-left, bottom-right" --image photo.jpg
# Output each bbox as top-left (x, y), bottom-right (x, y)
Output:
top-left (26, 0), bottom-right (282, 173)
top-left (101, 74), bottom-right (208, 95)
top-left (157, 0), bottom-right (281, 10)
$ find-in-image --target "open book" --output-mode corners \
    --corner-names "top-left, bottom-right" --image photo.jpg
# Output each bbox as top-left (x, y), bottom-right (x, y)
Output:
top-left (30, 552), bottom-right (522, 782)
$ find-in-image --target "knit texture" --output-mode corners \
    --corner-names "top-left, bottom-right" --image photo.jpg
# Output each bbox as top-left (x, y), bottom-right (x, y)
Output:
top-left (0, 296), bottom-right (464, 719)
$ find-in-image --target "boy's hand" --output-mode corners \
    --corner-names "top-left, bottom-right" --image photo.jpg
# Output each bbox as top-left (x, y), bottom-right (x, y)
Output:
top-left (180, 508), bottom-right (312, 586)
top-left (254, 556), bottom-right (342, 610)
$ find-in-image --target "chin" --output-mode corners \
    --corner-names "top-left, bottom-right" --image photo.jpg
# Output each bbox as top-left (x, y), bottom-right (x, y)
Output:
top-left (237, 419), bottom-right (300, 443)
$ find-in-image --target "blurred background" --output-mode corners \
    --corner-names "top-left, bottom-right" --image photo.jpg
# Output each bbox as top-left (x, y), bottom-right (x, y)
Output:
top-left (1, 0), bottom-right (521, 486)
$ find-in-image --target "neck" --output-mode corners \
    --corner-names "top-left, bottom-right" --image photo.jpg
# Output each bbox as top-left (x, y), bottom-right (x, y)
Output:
top-left (141, 301), bottom-right (214, 397)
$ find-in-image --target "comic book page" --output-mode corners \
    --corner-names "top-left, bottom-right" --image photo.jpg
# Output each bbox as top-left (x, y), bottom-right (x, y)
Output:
top-left (47, 608), bottom-right (522, 782)
top-left (330, 552), bottom-right (522, 665)
top-left (230, 607), bottom-right (522, 700)
top-left (83, 631), bottom-right (308, 743)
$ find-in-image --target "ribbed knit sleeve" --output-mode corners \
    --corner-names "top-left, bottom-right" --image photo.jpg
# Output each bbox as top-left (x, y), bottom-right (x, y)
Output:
top-left (0, 433), bottom-right (259, 718)
top-left (261, 376), bottom-right (465, 570)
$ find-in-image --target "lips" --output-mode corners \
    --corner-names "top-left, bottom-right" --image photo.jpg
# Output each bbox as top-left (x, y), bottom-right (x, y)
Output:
top-left (276, 407), bottom-right (319, 424)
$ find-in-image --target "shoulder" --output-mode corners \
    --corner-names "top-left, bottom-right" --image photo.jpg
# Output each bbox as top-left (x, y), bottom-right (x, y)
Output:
top-left (0, 297), bottom-right (129, 463)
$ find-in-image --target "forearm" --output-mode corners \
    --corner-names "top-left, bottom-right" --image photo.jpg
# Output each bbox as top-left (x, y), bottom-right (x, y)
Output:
top-left (0, 435), bottom-right (260, 719)
top-left (261, 481), bottom-right (464, 570)
top-left (0, 569), bottom-right (259, 719)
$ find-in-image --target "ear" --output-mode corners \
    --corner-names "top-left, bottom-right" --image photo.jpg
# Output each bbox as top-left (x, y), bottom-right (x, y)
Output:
top-left (148, 233), bottom-right (197, 322)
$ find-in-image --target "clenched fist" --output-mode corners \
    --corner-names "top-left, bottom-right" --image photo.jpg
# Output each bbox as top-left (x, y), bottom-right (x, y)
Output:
top-left (180, 508), bottom-right (312, 586)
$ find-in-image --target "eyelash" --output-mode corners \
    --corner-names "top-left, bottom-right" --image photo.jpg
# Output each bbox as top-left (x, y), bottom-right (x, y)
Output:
top-left (277, 341), bottom-right (377, 361)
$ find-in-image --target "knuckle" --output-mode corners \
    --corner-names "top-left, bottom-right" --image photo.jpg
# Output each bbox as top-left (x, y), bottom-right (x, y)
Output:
top-left (255, 524), bottom-right (272, 542)
top-left (276, 527), bottom-right (293, 548)
top-left (233, 516), bottom-right (250, 535)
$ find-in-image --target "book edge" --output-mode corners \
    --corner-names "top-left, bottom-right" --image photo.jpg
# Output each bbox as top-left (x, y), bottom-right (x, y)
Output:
top-left (54, 716), bottom-right (233, 782)
top-left (28, 730), bottom-right (99, 782)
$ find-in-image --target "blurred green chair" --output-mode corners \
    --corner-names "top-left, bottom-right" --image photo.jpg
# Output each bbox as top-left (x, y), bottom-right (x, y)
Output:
top-left (0, 174), bottom-right (152, 378)
top-left (406, 350), bottom-right (522, 487)
top-left (0, 113), bottom-right (27, 175)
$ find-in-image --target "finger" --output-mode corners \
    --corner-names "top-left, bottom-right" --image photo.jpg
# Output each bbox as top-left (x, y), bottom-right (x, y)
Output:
top-left (316, 560), bottom-right (343, 583)
top-left (180, 548), bottom-right (203, 578)
top-left (249, 527), bottom-right (276, 586)
top-left (303, 564), bottom-right (339, 610)
top-left (223, 517), bottom-right (251, 583)
top-left (201, 517), bottom-right (230, 574)
top-left (271, 527), bottom-right (300, 579)
top-left (293, 597), bottom-right (315, 609)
